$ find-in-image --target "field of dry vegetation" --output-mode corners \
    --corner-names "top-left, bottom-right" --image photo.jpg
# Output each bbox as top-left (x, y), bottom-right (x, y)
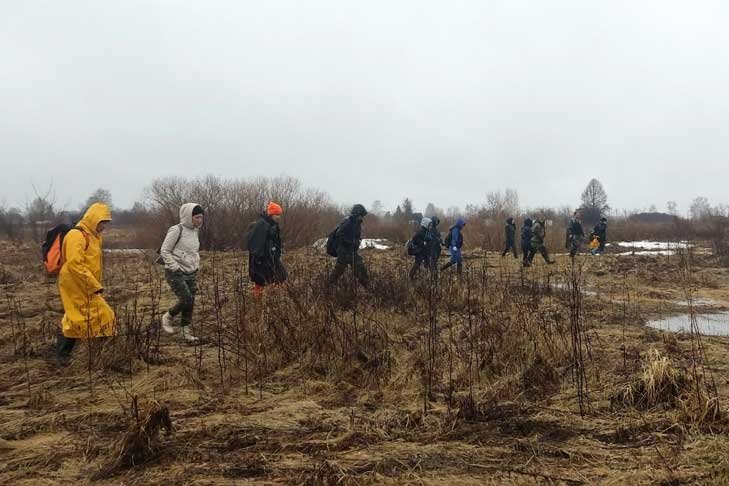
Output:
top-left (3, 236), bottom-right (729, 485)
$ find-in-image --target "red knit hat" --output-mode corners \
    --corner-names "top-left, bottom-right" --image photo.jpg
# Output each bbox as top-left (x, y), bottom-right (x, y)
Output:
top-left (267, 202), bottom-right (283, 216)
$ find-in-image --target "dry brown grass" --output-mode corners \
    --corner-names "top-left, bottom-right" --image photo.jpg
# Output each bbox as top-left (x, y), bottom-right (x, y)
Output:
top-left (2, 240), bottom-right (729, 484)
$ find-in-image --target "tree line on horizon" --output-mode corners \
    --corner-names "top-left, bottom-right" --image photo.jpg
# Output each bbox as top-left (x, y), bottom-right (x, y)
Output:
top-left (1, 176), bottom-right (727, 253)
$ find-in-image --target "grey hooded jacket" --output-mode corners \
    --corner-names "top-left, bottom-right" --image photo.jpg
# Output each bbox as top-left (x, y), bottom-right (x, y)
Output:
top-left (160, 203), bottom-right (201, 273)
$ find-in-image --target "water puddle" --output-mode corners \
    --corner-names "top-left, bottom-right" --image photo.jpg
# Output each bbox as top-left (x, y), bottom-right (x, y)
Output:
top-left (647, 312), bottom-right (729, 336)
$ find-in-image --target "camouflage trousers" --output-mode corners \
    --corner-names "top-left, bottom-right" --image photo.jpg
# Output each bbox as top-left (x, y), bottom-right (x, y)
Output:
top-left (165, 269), bottom-right (198, 326)
top-left (528, 242), bottom-right (551, 263)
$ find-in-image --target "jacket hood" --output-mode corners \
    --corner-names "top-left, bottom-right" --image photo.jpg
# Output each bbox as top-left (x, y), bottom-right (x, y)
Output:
top-left (78, 203), bottom-right (112, 236)
top-left (179, 202), bottom-right (201, 228)
top-left (506, 217), bottom-right (514, 225)
top-left (420, 217), bottom-right (432, 229)
top-left (523, 218), bottom-right (533, 227)
top-left (455, 217), bottom-right (466, 228)
top-left (350, 204), bottom-right (368, 217)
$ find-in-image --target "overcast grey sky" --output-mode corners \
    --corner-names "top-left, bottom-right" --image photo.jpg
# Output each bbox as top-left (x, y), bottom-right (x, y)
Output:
top-left (2, 1), bottom-right (728, 215)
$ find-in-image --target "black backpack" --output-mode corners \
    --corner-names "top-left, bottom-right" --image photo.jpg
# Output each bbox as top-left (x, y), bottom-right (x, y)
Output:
top-left (244, 219), bottom-right (259, 251)
top-left (155, 224), bottom-right (183, 265)
top-left (444, 229), bottom-right (453, 248)
top-left (325, 219), bottom-right (346, 257)
top-left (406, 239), bottom-right (418, 256)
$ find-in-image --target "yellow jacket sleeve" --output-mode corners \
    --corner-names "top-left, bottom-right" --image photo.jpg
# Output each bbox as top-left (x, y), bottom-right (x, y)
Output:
top-left (64, 231), bottom-right (103, 294)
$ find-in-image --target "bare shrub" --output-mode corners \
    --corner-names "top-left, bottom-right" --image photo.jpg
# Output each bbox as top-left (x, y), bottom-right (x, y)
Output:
top-left (142, 175), bottom-right (342, 250)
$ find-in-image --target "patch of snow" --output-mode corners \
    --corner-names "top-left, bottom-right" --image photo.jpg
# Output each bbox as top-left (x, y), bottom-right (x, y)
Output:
top-left (617, 250), bottom-right (676, 257)
top-left (550, 282), bottom-right (598, 296)
top-left (615, 241), bottom-right (692, 250)
top-left (360, 239), bottom-right (391, 250)
top-left (312, 238), bottom-right (392, 251)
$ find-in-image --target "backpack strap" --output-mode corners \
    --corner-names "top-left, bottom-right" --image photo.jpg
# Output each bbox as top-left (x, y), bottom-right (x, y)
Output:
top-left (60, 227), bottom-right (90, 262)
top-left (172, 224), bottom-right (183, 251)
top-left (72, 227), bottom-right (90, 251)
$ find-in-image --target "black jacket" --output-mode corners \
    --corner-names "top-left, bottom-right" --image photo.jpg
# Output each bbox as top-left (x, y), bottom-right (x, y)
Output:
top-left (335, 215), bottom-right (363, 255)
top-left (505, 220), bottom-right (516, 242)
top-left (410, 226), bottom-right (428, 255)
top-left (427, 226), bottom-right (442, 257)
top-left (247, 214), bottom-right (286, 285)
top-left (567, 218), bottom-right (585, 238)
top-left (592, 221), bottom-right (607, 238)
top-left (521, 219), bottom-right (533, 247)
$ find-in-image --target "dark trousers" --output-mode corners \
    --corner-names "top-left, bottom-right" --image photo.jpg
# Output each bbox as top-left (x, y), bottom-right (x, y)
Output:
top-left (165, 269), bottom-right (198, 326)
top-left (329, 252), bottom-right (369, 287)
top-left (56, 331), bottom-right (76, 358)
top-left (568, 237), bottom-right (583, 258)
top-left (502, 240), bottom-right (518, 258)
top-left (528, 243), bottom-right (552, 263)
top-left (409, 253), bottom-right (437, 280)
top-left (440, 260), bottom-right (463, 274)
top-left (521, 242), bottom-right (531, 264)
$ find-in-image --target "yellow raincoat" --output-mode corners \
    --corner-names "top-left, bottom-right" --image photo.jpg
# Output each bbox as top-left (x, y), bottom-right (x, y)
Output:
top-left (59, 203), bottom-right (116, 338)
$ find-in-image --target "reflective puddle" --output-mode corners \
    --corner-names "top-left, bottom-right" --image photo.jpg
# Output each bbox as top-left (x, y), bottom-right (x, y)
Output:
top-left (647, 312), bottom-right (729, 336)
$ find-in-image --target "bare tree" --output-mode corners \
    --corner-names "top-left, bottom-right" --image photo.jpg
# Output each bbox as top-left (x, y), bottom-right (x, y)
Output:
top-left (579, 179), bottom-right (609, 224)
top-left (667, 201), bottom-right (678, 216)
top-left (690, 196), bottom-right (711, 221)
top-left (424, 202), bottom-right (444, 219)
top-left (82, 188), bottom-right (113, 212)
top-left (370, 200), bottom-right (384, 216)
top-left (25, 183), bottom-right (58, 242)
top-left (485, 188), bottom-right (519, 218)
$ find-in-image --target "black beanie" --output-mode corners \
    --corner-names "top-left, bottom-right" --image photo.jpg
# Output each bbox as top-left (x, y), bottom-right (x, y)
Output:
top-left (192, 205), bottom-right (204, 216)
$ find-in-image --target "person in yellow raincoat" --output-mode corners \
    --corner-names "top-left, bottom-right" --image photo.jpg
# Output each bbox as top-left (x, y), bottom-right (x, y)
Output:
top-left (57, 203), bottom-right (116, 360)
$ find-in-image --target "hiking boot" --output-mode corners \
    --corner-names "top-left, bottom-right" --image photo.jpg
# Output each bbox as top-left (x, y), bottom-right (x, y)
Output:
top-left (547, 260), bottom-right (556, 265)
top-left (522, 261), bottom-right (531, 267)
top-left (180, 326), bottom-right (199, 344)
top-left (161, 312), bottom-right (176, 334)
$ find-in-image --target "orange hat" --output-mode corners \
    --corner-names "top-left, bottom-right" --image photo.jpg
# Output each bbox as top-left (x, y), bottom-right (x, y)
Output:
top-left (267, 202), bottom-right (283, 216)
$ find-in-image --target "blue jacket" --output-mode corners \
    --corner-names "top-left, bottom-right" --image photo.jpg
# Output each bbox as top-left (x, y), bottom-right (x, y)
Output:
top-left (447, 218), bottom-right (466, 249)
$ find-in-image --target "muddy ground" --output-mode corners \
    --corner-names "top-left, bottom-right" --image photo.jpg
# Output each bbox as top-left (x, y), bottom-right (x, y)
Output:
top-left (2, 241), bottom-right (729, 485)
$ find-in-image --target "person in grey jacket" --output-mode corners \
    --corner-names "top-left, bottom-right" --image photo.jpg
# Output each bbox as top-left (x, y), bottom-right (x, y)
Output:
top-left (160, 203), bottom-right (203, 343)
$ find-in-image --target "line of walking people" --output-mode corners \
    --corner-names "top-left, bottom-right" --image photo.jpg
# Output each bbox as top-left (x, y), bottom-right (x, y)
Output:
top-left (48, 201), bottom-right (608, 362)
top-left (500, 210), bottom-right (609, 267)
top-left (48, 200), bottom-right (375, 360)
top-left (407, 216), bottom-right (467, 280)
